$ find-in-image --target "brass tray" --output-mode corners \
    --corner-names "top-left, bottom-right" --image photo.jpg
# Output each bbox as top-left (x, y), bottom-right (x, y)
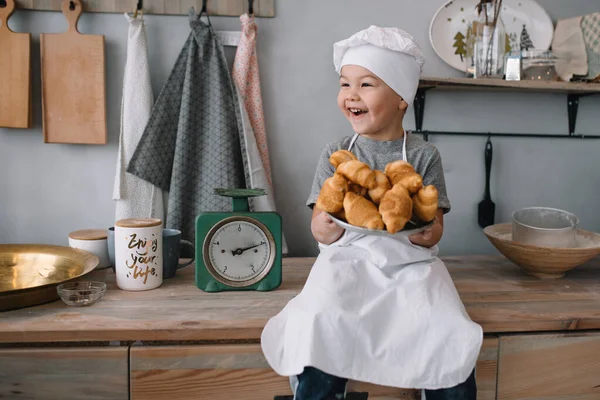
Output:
top-left (0, 244), bottom-right (99, 312)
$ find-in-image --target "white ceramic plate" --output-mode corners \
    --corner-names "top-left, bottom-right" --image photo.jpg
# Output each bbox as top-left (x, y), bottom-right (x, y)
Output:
top-left (429, 0), bottom-right (554, 72)
top-left (328, 213), bottom-right (433, 239)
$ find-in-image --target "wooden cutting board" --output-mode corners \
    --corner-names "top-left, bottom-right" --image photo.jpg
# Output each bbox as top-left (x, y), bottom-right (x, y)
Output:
top-left (40, 0), bottom-right (106, 144)
top-left (0, 0), bottom-right (31, 128)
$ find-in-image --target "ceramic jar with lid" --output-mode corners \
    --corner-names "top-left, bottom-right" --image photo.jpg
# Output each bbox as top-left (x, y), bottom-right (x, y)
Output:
top-left (115, 218), bottom-right (163, 291)
top-left (68, 229), bottom-right (111, 269)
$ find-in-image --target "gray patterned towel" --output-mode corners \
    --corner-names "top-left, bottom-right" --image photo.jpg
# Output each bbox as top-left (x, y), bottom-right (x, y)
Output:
top-left (127, 9), bottom-right (249, 242)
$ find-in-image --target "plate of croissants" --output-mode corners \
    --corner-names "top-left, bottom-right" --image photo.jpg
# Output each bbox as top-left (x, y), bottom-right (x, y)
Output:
top-left (316, 149), bottom-right (439, 238)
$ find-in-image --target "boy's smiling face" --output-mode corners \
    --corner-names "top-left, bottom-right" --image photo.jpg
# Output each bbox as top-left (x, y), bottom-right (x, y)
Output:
top-left (337, 65), bottom-right (408, 141)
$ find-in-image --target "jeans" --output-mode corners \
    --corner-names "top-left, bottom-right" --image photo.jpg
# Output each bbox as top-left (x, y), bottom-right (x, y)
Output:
top-left (293, 367), bottom-right (477, 400)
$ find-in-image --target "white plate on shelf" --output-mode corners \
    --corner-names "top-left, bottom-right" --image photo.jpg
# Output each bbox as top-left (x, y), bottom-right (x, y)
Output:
top-left (328, 213), bottom-right (433, 239)
top-left (429, 0), bottom-right (554, 72)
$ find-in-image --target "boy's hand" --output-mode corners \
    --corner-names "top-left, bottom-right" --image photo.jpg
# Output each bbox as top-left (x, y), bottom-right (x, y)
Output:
top-left (409, 227), bottom-right (433, 242)
top-left (311, 209), bottom-right (345, 245)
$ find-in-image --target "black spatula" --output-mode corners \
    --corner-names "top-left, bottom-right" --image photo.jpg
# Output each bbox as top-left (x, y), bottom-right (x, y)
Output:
top-left (478, 137), bottom-right (495, 228)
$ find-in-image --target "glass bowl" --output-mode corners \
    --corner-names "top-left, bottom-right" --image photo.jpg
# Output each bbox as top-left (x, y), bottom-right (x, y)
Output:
top-left (57, 281), bottom-right (106, 307)
top-left (521, 50), bottom-right (570, 81)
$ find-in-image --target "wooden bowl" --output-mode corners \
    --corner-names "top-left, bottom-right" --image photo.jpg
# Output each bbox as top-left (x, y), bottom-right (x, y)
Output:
top-left (484, 223), bottom-right (600, 279)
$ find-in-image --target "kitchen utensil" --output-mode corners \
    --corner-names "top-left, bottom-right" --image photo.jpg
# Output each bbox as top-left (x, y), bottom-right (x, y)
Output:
top-left (57, 281), bottom-right (106, 306)
top-left (196, 188), bottom-right (282, 293)
top-left (68, 228), bottom-right (111, 269)
top-left (484, 223), bottom-right (600, 279)
top-left (115, 218), bottom-right (163, 291)
top-left (0, 244), bottom-right (99, 311)
top-left (512, 207), bottom-right (579, 248)
top-left (478, 137), bottom-right (495, 228)
top-left (429, 0), bottom-right (553, 72)
top-left (40, 0), bottom-right (106, 144)
top-left (328, 213), bottom-right (433, 239)
top-left (0, 0), bottom-right (31, 128)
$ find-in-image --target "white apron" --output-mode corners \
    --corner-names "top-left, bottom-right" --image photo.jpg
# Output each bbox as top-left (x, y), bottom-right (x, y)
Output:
top-left (261, 133), bottom-right (483, 390)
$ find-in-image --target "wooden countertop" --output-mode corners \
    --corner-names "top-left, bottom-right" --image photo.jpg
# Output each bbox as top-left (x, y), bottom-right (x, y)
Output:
top-left (1, 256), bottom-right (600, 343)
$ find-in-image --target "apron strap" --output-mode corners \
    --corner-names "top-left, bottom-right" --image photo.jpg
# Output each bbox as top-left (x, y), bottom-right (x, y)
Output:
top-left (402, 130), bottom-right (407, 162)
top-left (347, 133), bottom-right (359, 151)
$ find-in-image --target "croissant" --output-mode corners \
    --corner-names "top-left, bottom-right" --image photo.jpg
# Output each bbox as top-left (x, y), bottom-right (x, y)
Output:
top-left (348, 182), bottom-right (367, 197)
top-left (337, 160), bottom-right (377, 189)
top-left (329, 150), bottom-right (358, 169)
top-left (368, 170), bottom-right (391, 205)
top-left (413, 185), bottom-right (439, 222)
top-left (316, 173), bottom-right (348, 213)
top-left (343, 192), bottom-right (385, 230)
top-left (378, 184), bottom-right (413, 234)
top-left (384, 160), bottom-right (422, 195)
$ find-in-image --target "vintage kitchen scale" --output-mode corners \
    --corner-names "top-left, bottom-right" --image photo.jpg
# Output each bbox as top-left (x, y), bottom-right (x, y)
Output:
top-left (195, 188), bottom-right (282, 292)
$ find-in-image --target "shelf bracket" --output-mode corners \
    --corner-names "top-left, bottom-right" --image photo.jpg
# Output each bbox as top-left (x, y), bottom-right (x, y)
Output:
top-left (413, 88), bottom-right (428, 141)
top-left (567, 94), bottom-right (579, 136)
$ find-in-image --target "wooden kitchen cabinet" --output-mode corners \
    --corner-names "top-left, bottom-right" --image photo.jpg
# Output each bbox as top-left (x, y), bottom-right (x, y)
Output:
top-left (130, 343), bottom-right (419, 400)
top-left (0, 347), bottom-right (129, 400)
top-left (3, 257), bottom-right (600, 400)
top-left (130, 338), bottom-right (498, 400)
top-left (497, 332), bottom-right (600, 400)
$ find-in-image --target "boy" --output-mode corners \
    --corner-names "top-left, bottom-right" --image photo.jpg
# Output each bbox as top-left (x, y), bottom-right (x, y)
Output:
top-left (261, 26), bottom-right (482, 400)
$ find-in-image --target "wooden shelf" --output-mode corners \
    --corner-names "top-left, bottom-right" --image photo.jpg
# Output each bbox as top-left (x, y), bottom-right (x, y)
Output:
top-left (14, 0), bottom-right (275, 18)
top-left (414, 77), bottom-right (600, 139)
top-left (419, 77), bottom-right (600, 95)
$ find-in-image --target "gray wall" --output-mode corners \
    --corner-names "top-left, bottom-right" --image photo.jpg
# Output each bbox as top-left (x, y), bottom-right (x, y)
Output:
top-left (1, 0), bottom-right (599, 257)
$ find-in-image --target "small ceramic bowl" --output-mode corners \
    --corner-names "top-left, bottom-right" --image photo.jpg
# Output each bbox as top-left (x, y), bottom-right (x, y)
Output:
top-left (57, 281), bottom-right (106, 307)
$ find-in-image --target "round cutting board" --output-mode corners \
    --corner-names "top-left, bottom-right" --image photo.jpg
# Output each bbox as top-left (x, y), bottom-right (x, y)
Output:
top-left (429, 0), bottom-right (554, 72)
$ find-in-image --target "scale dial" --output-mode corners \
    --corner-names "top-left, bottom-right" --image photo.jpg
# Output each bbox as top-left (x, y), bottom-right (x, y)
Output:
top-left (203, 216), bottom-right (275, 287)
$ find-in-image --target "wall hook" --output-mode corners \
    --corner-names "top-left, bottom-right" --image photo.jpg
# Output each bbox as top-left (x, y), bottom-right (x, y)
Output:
top-left (133, 0), bottom-right (142, 18)
top-left (248, 0), bottom-right (254, 15)
top-left (201, 0), bottom-right (207, 14)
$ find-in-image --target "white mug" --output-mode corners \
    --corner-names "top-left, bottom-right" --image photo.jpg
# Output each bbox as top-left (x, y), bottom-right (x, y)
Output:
top-left (115, 218), bottom-right (163, 291)
top-left (68, 229), bottom-right (111, 269)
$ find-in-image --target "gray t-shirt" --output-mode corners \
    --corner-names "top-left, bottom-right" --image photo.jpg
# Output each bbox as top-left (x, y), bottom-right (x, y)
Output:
top-left (306, 133), bottom-right (451, 214)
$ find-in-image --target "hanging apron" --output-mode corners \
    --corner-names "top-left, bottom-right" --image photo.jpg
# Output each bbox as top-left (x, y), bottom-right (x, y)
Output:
top-left (112, 13), bottom-right (164, 222)
top-left (232, 14), bottom-right (289, 254)
top-left (126, 8), bottom-right (249, 242)
top-left (261, 132), bottom-right (483, 390)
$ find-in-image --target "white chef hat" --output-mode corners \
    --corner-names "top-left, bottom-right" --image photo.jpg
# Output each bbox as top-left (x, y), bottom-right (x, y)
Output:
top-left (333, 25), bottom-right (425, 106)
